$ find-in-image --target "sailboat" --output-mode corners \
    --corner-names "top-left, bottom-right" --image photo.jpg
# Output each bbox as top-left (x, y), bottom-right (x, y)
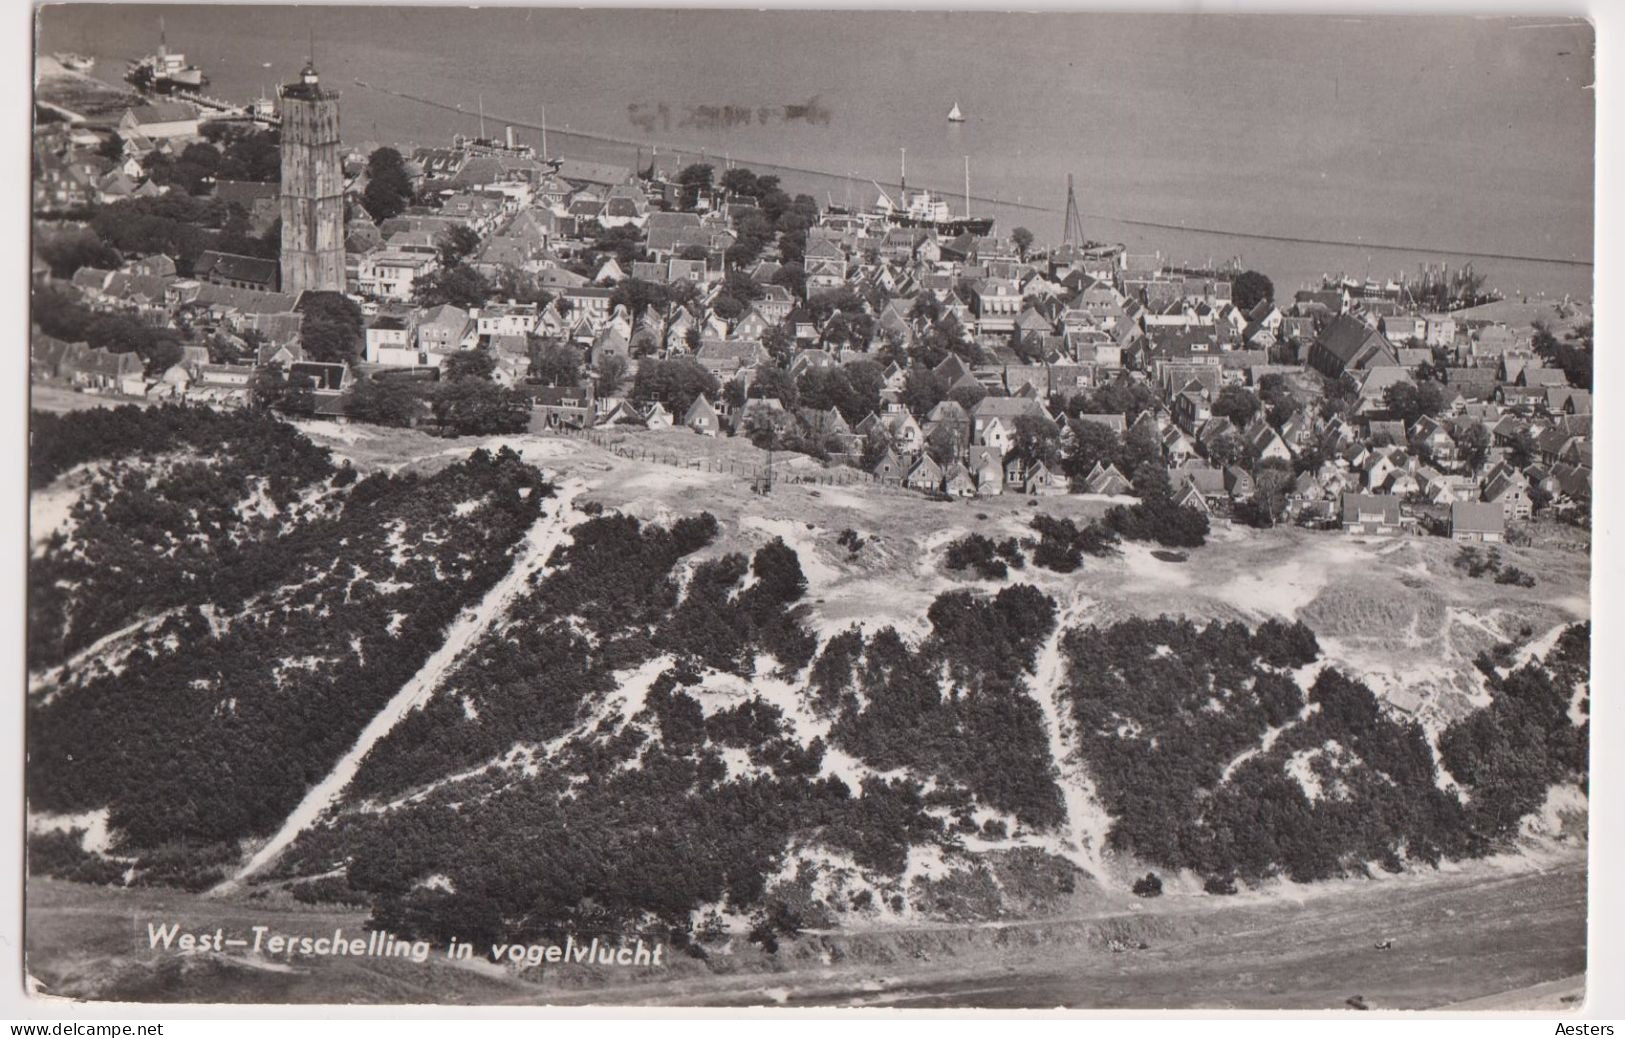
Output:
top-left (947, 101), bottom-right (965, 123)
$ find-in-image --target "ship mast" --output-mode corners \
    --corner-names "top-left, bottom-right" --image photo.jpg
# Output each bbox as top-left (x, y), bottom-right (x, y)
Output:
top-left (541, 105), bottom-right (548, 161)
top-left (964, 155), bottom-right (971, 219)
top-left (899, 147), bottom-right (906, 198)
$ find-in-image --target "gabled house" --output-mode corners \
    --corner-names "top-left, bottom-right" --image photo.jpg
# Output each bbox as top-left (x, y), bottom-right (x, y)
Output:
top-left (1340, 492), bottom-right (1402, 535)
top-left (685, 394), bottom-right (721, 436)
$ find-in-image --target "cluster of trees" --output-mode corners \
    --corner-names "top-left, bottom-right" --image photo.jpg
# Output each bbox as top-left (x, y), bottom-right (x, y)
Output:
top-left (35, 227), bottom-right (120, 279)
top-left (295, 291), bottom-right (364, 363)
top-left (145, 125), bottom-right (280, 196)
top-left (29, 402), bottom-right (323, 489)
top-left (31, 409), bottom-right (328, 666)
top-left (28, 445), bottom-right (554, 879)
top-left (88, 194), bottom-right (249, 276)
top-left (944, 533), bottom-right (1025, 580)
top-left (630, 357), bottom-right (720, 418)
top-left (32, 285), bottom-right (185, 373)
top-left (1058, 615), bottom-right (1587, 885)
top-left (277, 507), bottom-right (952, 947)
top-left (360, 147), bottom-right (415, 222)
top-left (1532, 320), bottom-right (1592, 390)
top-left (822, 585), bottom-right (1068, 829)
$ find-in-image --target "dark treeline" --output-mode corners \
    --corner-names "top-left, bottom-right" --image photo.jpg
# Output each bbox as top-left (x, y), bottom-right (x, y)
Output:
top-left (30, 404), bottom-right (314, 490)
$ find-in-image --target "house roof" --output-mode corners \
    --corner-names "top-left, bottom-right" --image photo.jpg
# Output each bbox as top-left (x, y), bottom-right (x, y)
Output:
top-left (126, 101), bottom-right (198, 125)
top-left (1341, 492), bottom-right (1402, 524)
top-left (1450, 501), bottom-right (1505, 533)
top-left (195, 250), bottom-right (279, 286)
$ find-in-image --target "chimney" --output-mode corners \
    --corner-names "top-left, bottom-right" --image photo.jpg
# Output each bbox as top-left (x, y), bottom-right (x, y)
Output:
top-left (505, 125), bottom-right (515, 149)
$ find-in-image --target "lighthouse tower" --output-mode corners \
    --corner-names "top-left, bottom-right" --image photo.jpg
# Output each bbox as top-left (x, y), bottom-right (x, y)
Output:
top-left (278, 59), bottom-right (344, 296)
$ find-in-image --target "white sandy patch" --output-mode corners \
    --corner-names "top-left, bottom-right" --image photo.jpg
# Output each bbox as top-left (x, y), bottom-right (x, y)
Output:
top-left (29, 464), bottom-right (96, 550)
top-left (28, 808), bottom-right (114, 855)
top-left (1519, 783), bottom-right (1587, 839)
top-left (1023, 596), bottom-right (1113, 882)
top-left (1116, 542), bottom-right (1193, 589)
top-left (291, 418), bottom-right (384, 444)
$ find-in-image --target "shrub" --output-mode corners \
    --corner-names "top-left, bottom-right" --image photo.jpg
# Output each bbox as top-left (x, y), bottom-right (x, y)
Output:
top-left (1132, 873), bottom-right (1164, 898)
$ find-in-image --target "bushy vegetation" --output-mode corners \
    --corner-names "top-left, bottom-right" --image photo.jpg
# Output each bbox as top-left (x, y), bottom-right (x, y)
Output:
top-left (1028, 514), bottom-right (1117, 573)
top-left (28, 424), bottom-right (553, 865)
top-left (1102, 491), bottom-right (1210, 548)
top-left (29, 406), bottom-right (338, 664)
top-left (944, 533), bottom-right (1024, 580)
top-left (1438, 623), bottom-right (1589, 849)
top-left (268, 514), bottom-right (947, 947)
top-left (1059, 616), bottom-right (1588, 884)
top-left (825, 585), bottom-right (1066, 829)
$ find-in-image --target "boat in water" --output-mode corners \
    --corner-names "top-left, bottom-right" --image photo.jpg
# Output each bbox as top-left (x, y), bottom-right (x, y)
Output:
top-left (870, 150), bottom-right (994, 237)
top-left (124, 17), bottom-right (209, 94)
top-left (52, 52), bottom-right (95, 72)
top-left (947, 101), bottom-right (965, 123)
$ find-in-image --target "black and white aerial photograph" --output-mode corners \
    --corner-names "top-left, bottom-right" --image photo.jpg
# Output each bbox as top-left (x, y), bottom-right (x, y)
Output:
top-left (20, 1), bottom-right (1606, 1015)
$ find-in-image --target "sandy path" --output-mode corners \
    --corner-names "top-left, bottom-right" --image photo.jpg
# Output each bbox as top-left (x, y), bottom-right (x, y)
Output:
top-left (1025, 595), bottom-right (1113, 883)
top-left (211, 479), bottom-right (583, 895)
top-left (28, 608), bottom-right (184, 698)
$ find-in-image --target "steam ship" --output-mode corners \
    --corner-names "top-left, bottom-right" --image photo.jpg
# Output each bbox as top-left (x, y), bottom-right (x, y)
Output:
top-left (124, 18), bottom-right (209, 94)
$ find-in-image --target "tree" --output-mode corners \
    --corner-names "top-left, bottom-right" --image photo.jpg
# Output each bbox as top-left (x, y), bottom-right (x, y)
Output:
top-left (947, 381), bottom-right (987, 413)
top-left (925, 421), bottom-right (964, 466)
top-left (1211, 385), bottom-right (1261, 428)
top-left (442, 348), bottom-right (497, 383)
top-left (1011, 413), bottom-right (1062, 467)
top-left (415, 264), bottom-right (493, 309)
top-left (630, 358), bottom-right (719, 418)
top-left (362, 147), bottom-right (414, 222)
top-left (748, 364), bottom-right (799, 410)
top-left (350, 377), bottom-right (423, 427)
top-left (719, 167), bottom-right (760, 200)
top-left (771, 262), bottom-right (807, 300)
top-left (1232, 270), bottom-right (1274, 312)
top-left (437, 225), bottom-right (482, 267)
top-left (1206, 427), bottom-right (1247, 469)
top-left (596, 355), bottom-right (629, 397)
top-left (1453, 422), bottom-right (1491, 472)
top-left (296, 291), bottom-right (364, 364)
top-left (532, 344), bottom-right (582, 387)
top-left (1011, 227), bottom-right (1035, 260)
